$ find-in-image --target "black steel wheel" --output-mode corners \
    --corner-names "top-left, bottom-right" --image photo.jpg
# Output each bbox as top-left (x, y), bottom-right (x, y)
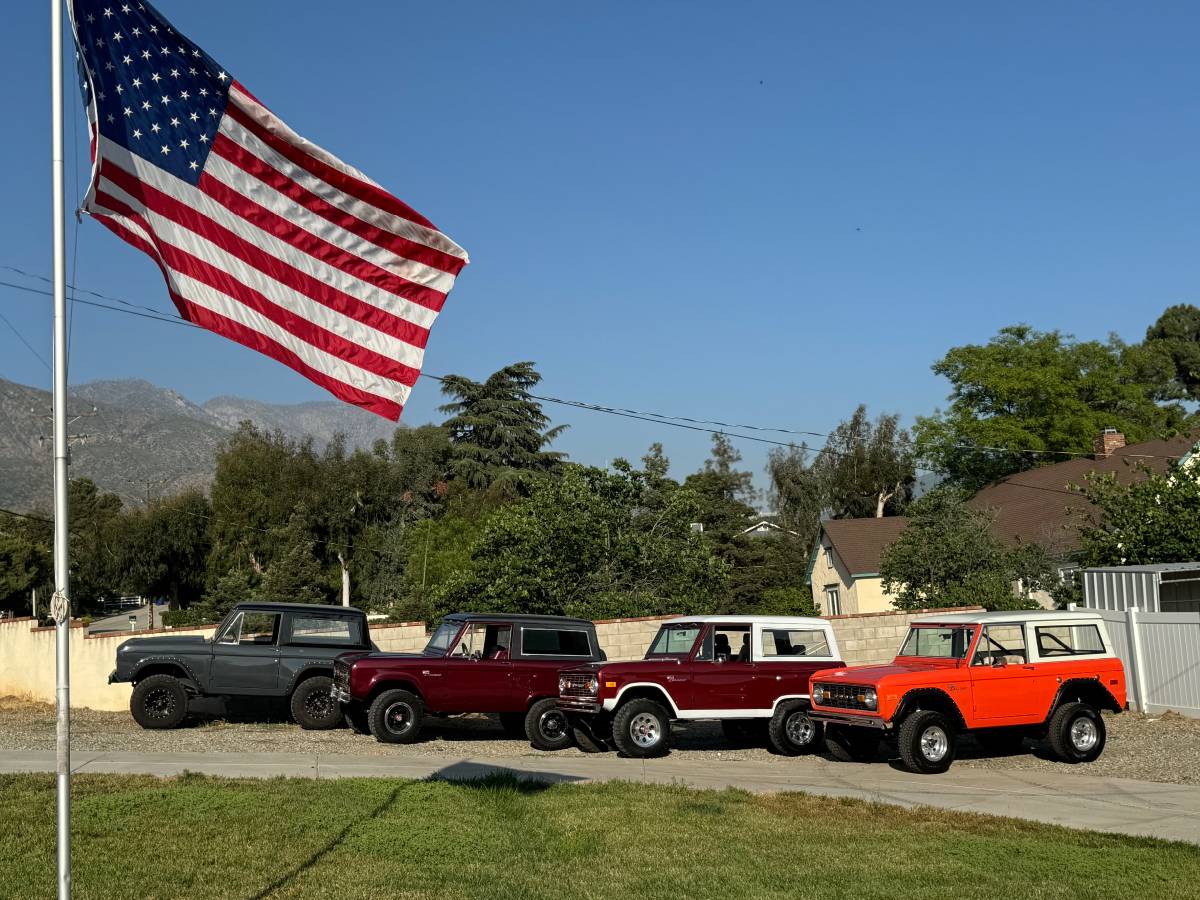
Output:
top-left (130, 674), bottom-right (189, 730)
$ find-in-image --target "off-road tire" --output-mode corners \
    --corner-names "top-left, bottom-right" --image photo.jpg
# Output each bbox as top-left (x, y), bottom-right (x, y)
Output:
top-left (898, 710), bottom-right (957, 774)
top-left (612, 699), bottom-right (671, 758)
top-left (130, 674), bottom-right (189, 729)
top-left (721, 719), bottom-right (767, 746)
top-left (343, 704), bottom-right (371, 735)
top-left (368, 689), bottom-right (424, 744)
top-left (1047, 701), bottom-right (1106, 763)
top-left (290, 676), bottom-right (341, 730)
top-left (526, 698), bottom-right (573, 751)
top-left (974, 727), bottom-right (1027, 757)
top-left (498, 712), bottom-right (527, 738)
top-left (823, 725), bottom-right (879, 763)
top-left (571, 720), bottom-right (608, 753)
top-left (768, 702), bottom-right (821, 756)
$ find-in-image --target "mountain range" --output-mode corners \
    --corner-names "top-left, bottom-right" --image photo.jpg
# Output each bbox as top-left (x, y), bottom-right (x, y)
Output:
top-left (0, 377), bottom-right (401, 511)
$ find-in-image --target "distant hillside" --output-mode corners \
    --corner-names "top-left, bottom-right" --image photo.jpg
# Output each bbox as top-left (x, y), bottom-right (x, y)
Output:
top-left (0, 377), bottom-right (401, 512)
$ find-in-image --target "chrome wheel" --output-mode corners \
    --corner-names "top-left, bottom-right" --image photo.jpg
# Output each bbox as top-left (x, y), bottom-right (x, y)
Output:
top-left (785, 712), bottom-right (816, 747)
top-left (1070, 717), bottom-right (1098, 751)
top-left (920, 725), bottom-right (949, 762)
top-left (629, 712), bottom-right (662, 748)
top-left (384, 701), bottom-right (413, 735)
top-left (539, 708), bottom-right (567, 740)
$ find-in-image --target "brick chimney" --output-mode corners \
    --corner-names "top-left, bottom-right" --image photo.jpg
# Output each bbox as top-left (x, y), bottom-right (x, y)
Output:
top-left (1093, 428), bottom-right (1126, 460)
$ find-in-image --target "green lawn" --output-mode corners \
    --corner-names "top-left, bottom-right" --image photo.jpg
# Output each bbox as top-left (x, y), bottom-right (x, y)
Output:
top-left (0, 774), bottom-right (1196, 900)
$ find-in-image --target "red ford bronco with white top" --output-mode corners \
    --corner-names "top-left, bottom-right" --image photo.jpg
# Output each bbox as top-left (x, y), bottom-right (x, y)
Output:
top-left (808, 610), bottom-right (1127, 774)
top-left (556, 616), bottom-right (843, 757)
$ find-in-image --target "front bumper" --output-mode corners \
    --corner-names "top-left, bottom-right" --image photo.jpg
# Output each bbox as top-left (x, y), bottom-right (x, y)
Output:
top-left (107, 669), bottom-right (123, 685)
top-left (809, 710), bottom-right (888, 730)
top-left (557, 697), bottom-right (602, 714)
top-left (331, 686), bottom-right (352, 705)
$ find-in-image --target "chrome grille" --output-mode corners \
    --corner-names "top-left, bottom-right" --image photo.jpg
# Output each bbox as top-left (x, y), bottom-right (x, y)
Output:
top-left (815, 682), bottom-right (872, 710)
top-left (560, 673), bottom-right (596, 699)
top-left (333, 659), bottom-right (351, 690)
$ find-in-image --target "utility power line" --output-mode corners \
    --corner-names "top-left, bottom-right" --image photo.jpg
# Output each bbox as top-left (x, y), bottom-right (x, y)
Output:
top-left (1, 268), bottom-right (1192, 470)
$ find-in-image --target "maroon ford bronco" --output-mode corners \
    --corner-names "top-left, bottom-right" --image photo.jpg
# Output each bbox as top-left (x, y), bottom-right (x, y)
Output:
top-left (333, 612), bottom-right (606, 749)
top-left (556, 616), bottom-right (844, 757)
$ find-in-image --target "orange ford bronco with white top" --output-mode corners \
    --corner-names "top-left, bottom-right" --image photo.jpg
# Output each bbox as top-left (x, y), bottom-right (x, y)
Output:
top-left (808, 610), bottom-right (1127, 774)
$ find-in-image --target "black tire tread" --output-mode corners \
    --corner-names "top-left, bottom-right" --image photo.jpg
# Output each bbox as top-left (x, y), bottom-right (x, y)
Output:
top-left (130, 674), bottom-right (189, 730)
top-left (611, 699), bottom-right (670, 758)
top-left (767, 701), bottom-right (820, 756)
top-left (526, 698), bottom-right (573, 752)
top-left (898, 709), bottom-right (956, 774)
top-left (1047, 701), bottom-right (1105, 763)
top-left (367, 688), bottom-right (424, 744)
top-left (290, 675), bottom-right (341, 730)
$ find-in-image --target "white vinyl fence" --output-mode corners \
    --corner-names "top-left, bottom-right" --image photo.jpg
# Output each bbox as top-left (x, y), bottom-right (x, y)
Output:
top-left (1090, 608), bottom-right (1200, 718)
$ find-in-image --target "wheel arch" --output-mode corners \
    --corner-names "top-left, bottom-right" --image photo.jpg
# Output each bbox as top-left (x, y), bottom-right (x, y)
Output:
top-left (286, 665), bottom-right (334, 697)
top-left (364, 677), bottom-right (424, 706)
top-left (131, 661), bottom-right (199, 692)
top-left (893, 688), bottom-right (968, 731)
top-left (612, 683), bottom-right (679, 717)
top-left (1049, 677), bottom-right (1122, 717)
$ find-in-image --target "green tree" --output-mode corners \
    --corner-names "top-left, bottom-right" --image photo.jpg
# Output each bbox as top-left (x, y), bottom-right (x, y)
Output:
top-left (0, 515), bottom-right (51, 615)
top-left (66, 478), bottom-right (125, 611)
top-left (1076, 465), bottom-right (1200, 567)
top-left (438, 361), bottom-right (566, 497)
top-left (683, 433), bottom-right (757, 544)
top-left (201, 567), bottom-right (260, 619)
top-left (256, 513), bottom-right (328, 605)
top-left (879, 487), bottom-right (1055, 611)
top-left (914, 325), bottom-right (1192, 490)
top-left (436, 464), bottom-right (729, 620)
top-left (814, 406), bottom-right (915, 519)
top-left (118, 489), bottom-right (212, 608)
top-left (766, 444), bottom-right (823, 545)
top-left (1145, 304), bottom-right (1200, 400)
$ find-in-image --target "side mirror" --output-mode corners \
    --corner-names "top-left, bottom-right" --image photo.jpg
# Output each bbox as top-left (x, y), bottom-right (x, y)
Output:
top-left (992, 656), bottom-right (1008, 668)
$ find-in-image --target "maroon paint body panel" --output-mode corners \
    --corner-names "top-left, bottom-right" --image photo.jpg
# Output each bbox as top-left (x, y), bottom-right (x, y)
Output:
top-left (336, 614), bottom-right (604, 715)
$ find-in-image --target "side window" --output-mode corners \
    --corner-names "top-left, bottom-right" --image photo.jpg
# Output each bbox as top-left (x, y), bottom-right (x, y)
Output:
top-left (971, 624), bottom-right (1027, 667)
top-left (452, 624), bottom-right (512, 660)
top-left (220, 612), bottom-right (280, 647)
top-left (760, 628), bottom-right (832, 659)
top-left (522, 628), bottom-right (593, 656)
top-left (711, 625), bottom-right (751, 663)
top-left (1036, 624), bottom-right (1105, 658)
top-left (288, 615), bottom-right (363, 647)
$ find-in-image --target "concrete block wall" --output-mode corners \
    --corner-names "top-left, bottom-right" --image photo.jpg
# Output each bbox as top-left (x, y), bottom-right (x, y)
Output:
top-left (593, 615), bottom-right (676, 660)
top-left (827, 606), bottom-right (984, 666)
top-left (369, 621), bottom-right (428, 653)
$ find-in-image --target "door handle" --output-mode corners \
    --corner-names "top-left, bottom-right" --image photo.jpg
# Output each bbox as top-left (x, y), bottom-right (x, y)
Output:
top-left (1021, 665), bottom-right (1036, 671)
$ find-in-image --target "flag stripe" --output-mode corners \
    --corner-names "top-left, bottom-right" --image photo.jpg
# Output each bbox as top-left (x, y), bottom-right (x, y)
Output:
top-left (94, 186), bottom-right (425, 384)
top-left (225, 89), bottom-right (467, 260)
top-left (97, 140), bottom-right (441, 331)
top-left (92, 188), bottom-right (421, 395)
top-left (211, 128), bottom-right (464, 280)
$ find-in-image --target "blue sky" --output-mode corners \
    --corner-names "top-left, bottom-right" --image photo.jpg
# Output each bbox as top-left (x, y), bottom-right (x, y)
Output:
top-left (2, 1), bottom-right (1198, 491)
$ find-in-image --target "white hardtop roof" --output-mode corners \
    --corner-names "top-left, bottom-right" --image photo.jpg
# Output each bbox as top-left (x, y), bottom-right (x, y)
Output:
top-left (661, 615), bottom-right (829, 628)
top-left (912, 609), bottom-right (1105, 625)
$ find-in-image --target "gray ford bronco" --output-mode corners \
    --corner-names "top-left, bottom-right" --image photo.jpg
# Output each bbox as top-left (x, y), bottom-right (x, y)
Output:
top-left (109, 602), bottom-right (372, 730)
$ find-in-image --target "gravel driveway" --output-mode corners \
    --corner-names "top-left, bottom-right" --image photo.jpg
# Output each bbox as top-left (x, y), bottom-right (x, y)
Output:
top-left (2, 696), bottom-right (1197, 785)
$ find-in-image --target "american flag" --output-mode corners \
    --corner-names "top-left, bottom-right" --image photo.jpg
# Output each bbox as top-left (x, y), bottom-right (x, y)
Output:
top-left (69, 1), bottom-right (468, 420)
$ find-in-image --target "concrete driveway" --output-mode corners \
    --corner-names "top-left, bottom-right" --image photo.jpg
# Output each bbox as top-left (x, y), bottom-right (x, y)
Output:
top-left (3, 748), bottom-right (1197, 845)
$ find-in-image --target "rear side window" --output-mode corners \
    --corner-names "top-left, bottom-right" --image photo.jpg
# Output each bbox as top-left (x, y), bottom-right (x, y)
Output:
top-left (760, 628), bottom-right (832, 659)
top-left (521, 628), bottom-right (593, 657)
top-left (1036, 624), bottom-right (1105, 657)
top-left (288, 615), bottom-right (364, 647)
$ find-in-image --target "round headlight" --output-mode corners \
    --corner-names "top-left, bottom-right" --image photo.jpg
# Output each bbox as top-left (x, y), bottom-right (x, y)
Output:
top-left (558, 676), bottom-right (569, 693)
top-left (861, 688), bottom-right (878, 710)
top-left (586, 676), bottom-right (599, 694)
top-left (812, 684), bottom-right (825, 703)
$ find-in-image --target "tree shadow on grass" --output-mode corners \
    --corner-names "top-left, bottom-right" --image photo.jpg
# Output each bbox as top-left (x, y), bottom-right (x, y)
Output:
top-left (430, 761), bottom-right (585, 791)
top-left (248, 781), bottom-right (408, 900)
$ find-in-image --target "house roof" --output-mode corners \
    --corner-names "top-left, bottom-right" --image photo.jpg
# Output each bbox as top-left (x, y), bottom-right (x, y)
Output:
top-left (969, 435), bottom-right (1197, 554)
top-left (820, 515), bottom-right (910, 577)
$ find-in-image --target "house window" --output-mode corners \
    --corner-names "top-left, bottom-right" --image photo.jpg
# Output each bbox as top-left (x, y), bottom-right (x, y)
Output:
top-left (823, 585), bottom-right (841, 616)
top-left (823, 545), bottom-right (834, 568)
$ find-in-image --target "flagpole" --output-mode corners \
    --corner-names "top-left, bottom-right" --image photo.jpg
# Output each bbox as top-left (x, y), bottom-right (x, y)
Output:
top-left (49, 0), bottom-right (73, 897)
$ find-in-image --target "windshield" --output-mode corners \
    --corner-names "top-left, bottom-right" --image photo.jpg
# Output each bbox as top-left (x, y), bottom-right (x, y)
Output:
top-left (648, 624), bottom-right (702, 656)
top-left (899, 626), bottom-right (975, 660)
top-left (424, 621), bottom-right (461, 656)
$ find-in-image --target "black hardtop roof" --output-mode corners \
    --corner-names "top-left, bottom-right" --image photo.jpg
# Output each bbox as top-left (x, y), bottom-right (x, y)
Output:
top-left (441, 612), bottom-right (595, 627)
top-left (233, 602), bottom-right (366, 616)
